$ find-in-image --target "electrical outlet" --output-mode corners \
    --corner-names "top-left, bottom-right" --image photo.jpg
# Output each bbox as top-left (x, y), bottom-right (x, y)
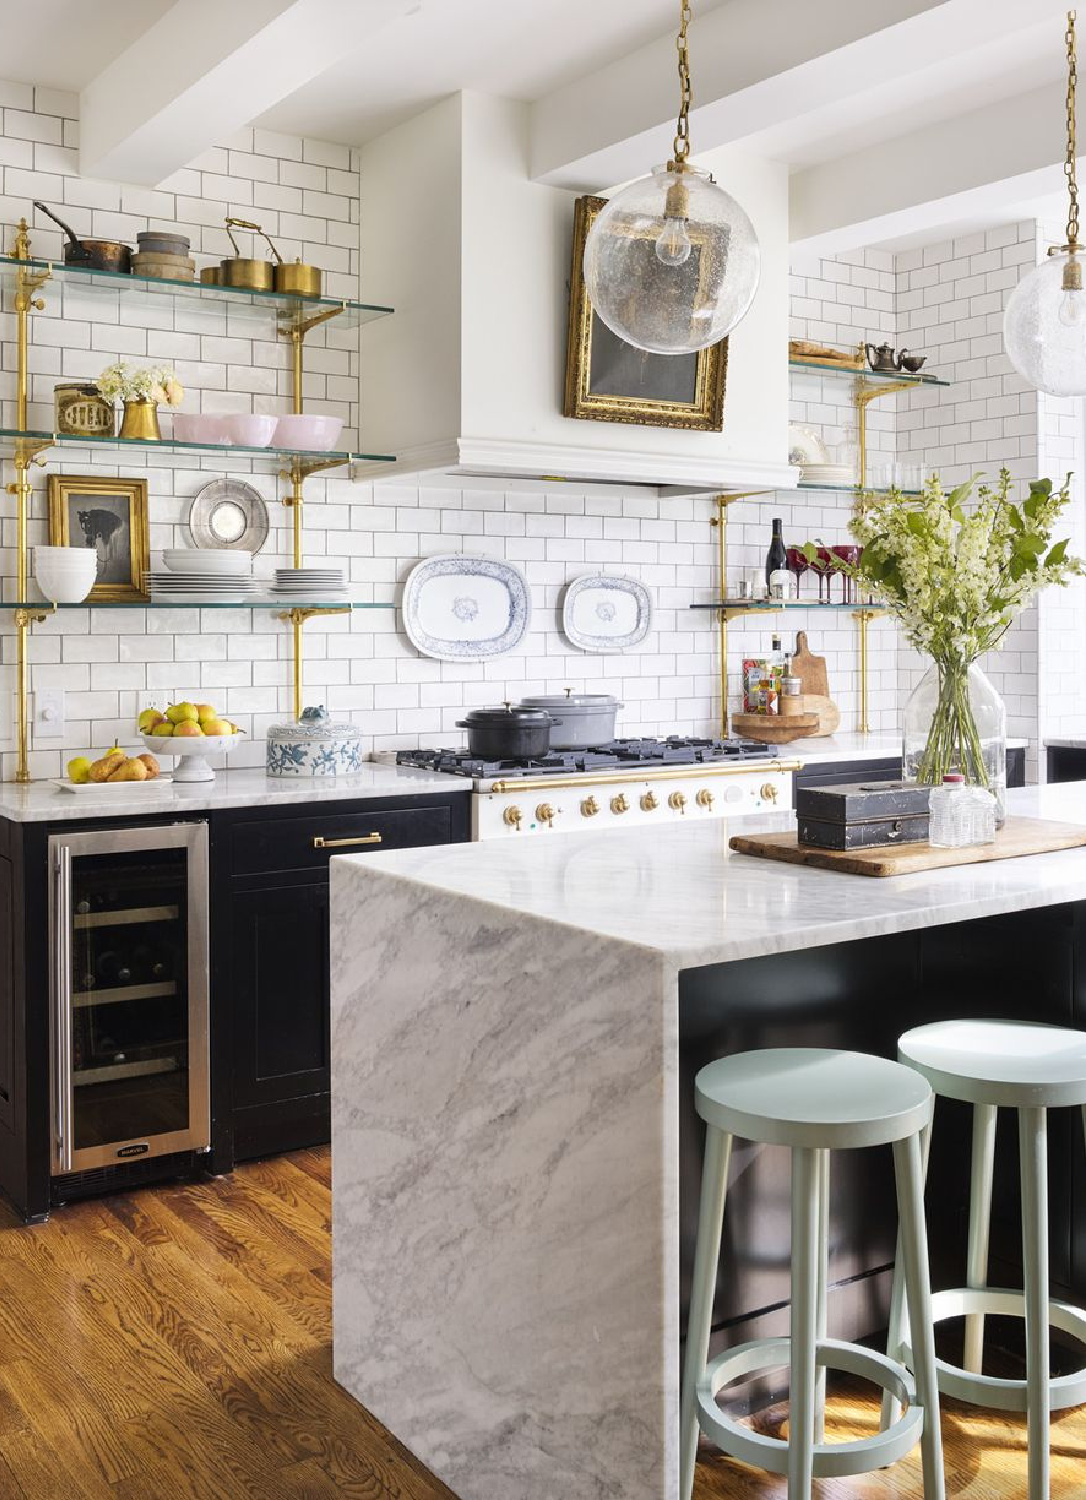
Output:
top-left (34, 689), bottom-right (66, 741)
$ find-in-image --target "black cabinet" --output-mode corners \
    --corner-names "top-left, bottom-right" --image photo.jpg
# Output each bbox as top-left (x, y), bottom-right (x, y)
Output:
top-left (1048, 745), bottom-right (1086, 783)
top-left (212, 793), bottom-right (469, 1166)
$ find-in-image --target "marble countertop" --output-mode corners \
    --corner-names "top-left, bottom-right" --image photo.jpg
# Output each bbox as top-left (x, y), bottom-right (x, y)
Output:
top-left (337, 781), bottom-right (1086, 971)
top-left (0, 763), bottom-right (469, 823)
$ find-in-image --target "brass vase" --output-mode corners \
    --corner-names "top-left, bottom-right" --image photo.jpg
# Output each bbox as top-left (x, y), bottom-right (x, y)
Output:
top-left (119, 398), bottom-right (160, 441)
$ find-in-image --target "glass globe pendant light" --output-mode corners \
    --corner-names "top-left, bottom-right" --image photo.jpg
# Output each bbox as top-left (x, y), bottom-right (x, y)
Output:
top-left (1004, 11), bottom-right (1086, 395)
top-left (582, 0), bottom-right (760, 355)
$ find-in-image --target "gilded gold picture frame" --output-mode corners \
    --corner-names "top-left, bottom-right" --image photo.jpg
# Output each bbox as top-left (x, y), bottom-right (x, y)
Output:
top-left (563, 194), bottom-right (727, 432)
top-left (47, 473), bottom-right (150, 603)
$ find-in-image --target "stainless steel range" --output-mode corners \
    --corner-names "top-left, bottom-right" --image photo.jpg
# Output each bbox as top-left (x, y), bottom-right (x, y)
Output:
top-left (396, 738), bottom-right (801, 840)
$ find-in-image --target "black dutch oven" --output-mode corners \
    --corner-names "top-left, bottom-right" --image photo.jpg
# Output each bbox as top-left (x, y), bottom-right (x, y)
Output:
top-left (456, 703), bottom-right (554, 760)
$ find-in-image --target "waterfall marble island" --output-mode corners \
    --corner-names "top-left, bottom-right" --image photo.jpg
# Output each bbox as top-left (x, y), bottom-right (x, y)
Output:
top-left (330, 781), bottom-right (1086, 1500)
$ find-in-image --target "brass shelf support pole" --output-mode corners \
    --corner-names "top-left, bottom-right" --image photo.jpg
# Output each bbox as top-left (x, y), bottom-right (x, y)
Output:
top-left (275, 607), bottom-right (351, 722)
top-left (851, 607), bottom-right (886, 735)
top-left (9, 219), bottom-right (51, 782)
top-left (709, 491), bottom-right (771, 737)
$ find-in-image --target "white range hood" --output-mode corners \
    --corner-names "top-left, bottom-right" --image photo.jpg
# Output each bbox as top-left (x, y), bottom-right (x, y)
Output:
top-left (356, 93), bottom-right (796, 498)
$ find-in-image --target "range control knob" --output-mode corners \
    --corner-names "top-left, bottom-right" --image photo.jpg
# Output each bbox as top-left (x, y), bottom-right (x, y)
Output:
top-left (610, 794), bottom-right (629, 815)
top-left (503, 806), bottom-right (523, 830)
top-left (581, 796), bottom-right (600, 818)
top-left (640, 791), bottom-right (659, 812)
top-left (695, 788), bottom-right (714, 809)
top-left (760, 782), bottom-right (780, 804)
top-left (536, 803), bottom-right (557, 827)
top-left (668, 791), bottom-right (687, 813)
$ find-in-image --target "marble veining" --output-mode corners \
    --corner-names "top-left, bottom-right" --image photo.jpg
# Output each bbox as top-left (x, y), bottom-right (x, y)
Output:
top-left (0, 763), bottom-right (467, 823)
top-left (331, 869), bottom-right (677, 1500)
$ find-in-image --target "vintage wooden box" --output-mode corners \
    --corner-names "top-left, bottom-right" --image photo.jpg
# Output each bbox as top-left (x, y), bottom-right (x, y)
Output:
top-left (796, 779), bottom-right (932, 851)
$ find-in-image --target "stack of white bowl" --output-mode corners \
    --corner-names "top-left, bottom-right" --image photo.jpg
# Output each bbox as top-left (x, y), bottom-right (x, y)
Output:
top-left (35, 545), bottom-right (97, 604)
top-left (147, 548), bottom-right (257, 603)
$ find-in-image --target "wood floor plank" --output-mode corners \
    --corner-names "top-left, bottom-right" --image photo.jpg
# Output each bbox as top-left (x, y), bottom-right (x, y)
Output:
top-left (1, 1147), bottom-right (1079, 1497)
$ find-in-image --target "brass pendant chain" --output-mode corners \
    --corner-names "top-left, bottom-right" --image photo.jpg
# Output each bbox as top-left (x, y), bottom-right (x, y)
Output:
top-left (1067, 10), bottom-right (1079, 253)
top-left (672, 0), bottom-right (693, 165)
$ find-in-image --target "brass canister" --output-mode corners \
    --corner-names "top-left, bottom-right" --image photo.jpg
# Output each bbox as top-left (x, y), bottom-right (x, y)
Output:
top-left (54, 383), bottom-right (114, 438)
top-left (274, 259), bottom-right (322, 297)
top-left (200, 265), bottom-right (222, 285)
top-left (219, 257), bottom-right (274, 291)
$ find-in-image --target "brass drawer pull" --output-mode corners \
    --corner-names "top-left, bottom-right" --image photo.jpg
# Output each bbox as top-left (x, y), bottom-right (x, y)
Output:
top-left (312, 833), bottom-right (383, 850)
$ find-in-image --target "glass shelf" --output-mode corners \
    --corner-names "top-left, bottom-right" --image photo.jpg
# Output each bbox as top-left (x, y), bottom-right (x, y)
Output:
top-left (690, 599), bottom-right (884, 612)
top-left (0, 254), bottom-right (392, 333)
top-left (0, 427), bottom-right (393, 469)
top-left (797, 481), bottom-right (922, 496)
top-left (788, 358), bottom-right (949, 387)
top-left (8, 599), bottom-right (395, 612)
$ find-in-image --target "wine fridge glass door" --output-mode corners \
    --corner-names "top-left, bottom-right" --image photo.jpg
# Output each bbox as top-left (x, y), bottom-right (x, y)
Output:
top-left (49, 822), bottom-right (209, 1175)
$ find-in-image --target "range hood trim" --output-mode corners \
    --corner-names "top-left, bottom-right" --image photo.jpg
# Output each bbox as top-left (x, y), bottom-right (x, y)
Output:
top-left (353, 436), bottom-right (798, 499)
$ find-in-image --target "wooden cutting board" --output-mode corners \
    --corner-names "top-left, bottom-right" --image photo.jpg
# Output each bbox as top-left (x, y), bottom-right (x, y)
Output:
top-left (795, 694), bottom-right (840, 735)
top-left (791, 632), bottom-right (829, 697)
top-left (728, 817), bottom-right (1086, 877)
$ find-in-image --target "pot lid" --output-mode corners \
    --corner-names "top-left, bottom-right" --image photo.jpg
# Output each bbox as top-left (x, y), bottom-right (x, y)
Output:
top-left (460, 702), bottom-right (553, 726)
top-left (267, 705), bottom-right (361, 742)
top-left (520, 691), bottom-right (622, 712)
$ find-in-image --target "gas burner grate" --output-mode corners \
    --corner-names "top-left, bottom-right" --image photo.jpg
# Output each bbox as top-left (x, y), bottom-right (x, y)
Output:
top-left (397, 735), bottom-right (774, 779)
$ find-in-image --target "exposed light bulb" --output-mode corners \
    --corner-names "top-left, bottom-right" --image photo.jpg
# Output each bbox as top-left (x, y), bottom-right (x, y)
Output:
top-left (655, 216), bottom-right (692, 267)
top-left (1059, 287), bottom-right (1086, 327)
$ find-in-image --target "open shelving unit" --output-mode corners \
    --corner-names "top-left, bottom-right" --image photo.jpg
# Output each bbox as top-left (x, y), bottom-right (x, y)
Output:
top-left (2, 220), bottom-right (395, 781)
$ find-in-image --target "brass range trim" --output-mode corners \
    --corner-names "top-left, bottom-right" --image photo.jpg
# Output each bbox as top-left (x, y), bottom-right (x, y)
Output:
top-left (488, 759), bottom-right (802, 795)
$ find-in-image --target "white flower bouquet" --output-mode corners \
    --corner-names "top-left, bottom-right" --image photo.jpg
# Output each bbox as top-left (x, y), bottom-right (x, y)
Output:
top-left (808, 468), bottom-right (1083, 789)
top-left (97, 362), bottom-right (184, 407)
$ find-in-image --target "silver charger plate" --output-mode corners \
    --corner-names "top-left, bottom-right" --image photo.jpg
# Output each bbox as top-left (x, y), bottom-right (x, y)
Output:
top-left (188, 479), bottom-right (270, 553)
top-left (561, 573), bottom-right (652, 653)
top-left (401, 554), bottom-right (531, 661)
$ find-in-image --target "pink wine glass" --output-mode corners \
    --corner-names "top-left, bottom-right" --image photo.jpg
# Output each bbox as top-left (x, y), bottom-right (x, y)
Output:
top-left (832, 543), bottom-right (862, 604)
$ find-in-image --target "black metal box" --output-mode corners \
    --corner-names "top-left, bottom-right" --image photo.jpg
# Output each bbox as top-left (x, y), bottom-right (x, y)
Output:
top-left (796, 779), bottom-right (931, 851)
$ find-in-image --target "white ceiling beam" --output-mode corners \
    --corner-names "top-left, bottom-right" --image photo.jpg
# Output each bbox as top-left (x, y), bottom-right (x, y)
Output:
top-left (529, 0), bottom-right (1068, 191)
top-left (790, 84), bottom-right (1066, 255)
top-left (80, 0), bottom-right (413, 186)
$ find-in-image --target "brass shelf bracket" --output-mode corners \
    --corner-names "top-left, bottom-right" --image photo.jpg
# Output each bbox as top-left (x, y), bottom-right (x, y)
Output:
top-left (708, 490), bottom-right (773, 737)
top-left (274, 607), bottom-right (352, 721)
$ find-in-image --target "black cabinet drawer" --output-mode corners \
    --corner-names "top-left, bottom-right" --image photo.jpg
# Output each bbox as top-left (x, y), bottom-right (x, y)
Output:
top-left (229, 803), bottom-right (453, 877)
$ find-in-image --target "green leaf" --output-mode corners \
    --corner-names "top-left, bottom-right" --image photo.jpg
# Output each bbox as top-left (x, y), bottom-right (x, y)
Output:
top-left (801, 541), bottom-right (819, 564)
top-left (1046, 538), bottom-right (1069, 567)
top-left (948, 477), bottom-right (978, 507)
top-left (906, 512), bottom-right (927, 537)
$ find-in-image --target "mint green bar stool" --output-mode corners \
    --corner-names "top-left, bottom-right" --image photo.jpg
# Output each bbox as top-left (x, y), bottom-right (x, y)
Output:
top-left (883, 1019), bottom-right (1086, 1500)
top-left (680, 1047), bottom-right (945, 1500)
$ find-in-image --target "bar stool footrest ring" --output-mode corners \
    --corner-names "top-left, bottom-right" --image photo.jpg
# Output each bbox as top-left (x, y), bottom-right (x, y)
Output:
top-left (898, 1287), bottom-right (1086, 1415)
top-left (696, 1335), bottom-right (923, 1479)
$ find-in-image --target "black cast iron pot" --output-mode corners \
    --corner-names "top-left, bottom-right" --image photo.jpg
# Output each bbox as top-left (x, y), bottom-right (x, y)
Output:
top-left (456, 704), bottom-right (554, 760)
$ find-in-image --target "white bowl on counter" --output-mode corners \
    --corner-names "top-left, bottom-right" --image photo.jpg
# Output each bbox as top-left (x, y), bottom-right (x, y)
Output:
top-left (272, 414), bottom-right (343, 451)
top-left (141, 730), bottom-right (240, 783)
top-left (34, 545), bottom-right (97, 603)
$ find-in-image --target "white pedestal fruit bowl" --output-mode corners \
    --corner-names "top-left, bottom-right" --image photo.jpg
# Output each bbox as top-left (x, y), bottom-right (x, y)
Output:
top-left (141, 732), bottom-right (239, 783)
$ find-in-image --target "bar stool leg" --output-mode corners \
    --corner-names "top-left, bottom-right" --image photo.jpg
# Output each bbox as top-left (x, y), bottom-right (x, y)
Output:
top-left (964, 1103), bottom-right (998, 1374)
top-left (881, 1118), bottom-right (933, 1430)
top-left (789, 1145), bottom-right (819, 1500)
top-left (814, 1148), bottom-right (831, 1444)
top-left (893, 1129), bottom-right (946, 1500)
top-left (679, 1126), bottom-right (733, 1500)
top-left (1018, 1106), bottom-right (1050, 1500)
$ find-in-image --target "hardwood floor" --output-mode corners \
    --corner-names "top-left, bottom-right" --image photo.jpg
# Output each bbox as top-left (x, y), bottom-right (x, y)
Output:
top-left (0, 1150), bottom-right (1080, 1498)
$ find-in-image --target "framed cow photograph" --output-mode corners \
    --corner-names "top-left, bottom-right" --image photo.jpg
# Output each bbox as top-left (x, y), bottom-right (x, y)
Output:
top-left (47, 474), bottom-right (150, 603)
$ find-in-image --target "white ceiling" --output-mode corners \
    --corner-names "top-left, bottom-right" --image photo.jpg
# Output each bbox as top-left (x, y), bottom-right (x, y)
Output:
top-left (254, 0), bottom-right (730, 144)
top-left (0, 0), bottom-right (174, 91)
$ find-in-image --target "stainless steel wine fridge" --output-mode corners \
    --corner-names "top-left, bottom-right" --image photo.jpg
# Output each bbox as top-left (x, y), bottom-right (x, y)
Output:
top-left (48, 822), bottom-right (210, 1175)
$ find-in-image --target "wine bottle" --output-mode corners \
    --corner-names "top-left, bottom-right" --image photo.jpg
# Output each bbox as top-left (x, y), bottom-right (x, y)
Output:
top-left (765, 517), bottom-right (787, 585)
top-left (96, 950), bottom-right (133, 988)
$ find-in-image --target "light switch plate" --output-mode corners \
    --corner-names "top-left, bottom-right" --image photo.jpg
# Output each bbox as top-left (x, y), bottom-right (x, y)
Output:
top-left (34, 689), bottom-right (66, 740)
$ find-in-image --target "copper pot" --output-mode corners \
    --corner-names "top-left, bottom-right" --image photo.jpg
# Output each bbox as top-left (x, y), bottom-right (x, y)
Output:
top-left (274, 259), bottom-right (322, 297)
top-left (34, 201), bottom-right (130, 273)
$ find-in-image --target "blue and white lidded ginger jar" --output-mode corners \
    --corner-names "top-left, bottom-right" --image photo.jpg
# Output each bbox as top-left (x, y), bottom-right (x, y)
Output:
top-left (265, 706), bottom-right (364, 777)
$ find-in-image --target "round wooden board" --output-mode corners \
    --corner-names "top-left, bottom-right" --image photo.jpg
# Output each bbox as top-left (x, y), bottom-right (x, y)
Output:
top-left (732, 711), bottom-right (819, 743)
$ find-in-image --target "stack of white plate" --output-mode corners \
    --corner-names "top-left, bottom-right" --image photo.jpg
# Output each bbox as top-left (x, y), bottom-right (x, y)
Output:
top-left (800, 463), bottom-right (857, 487)
top-left (271, 566), bottom-right (346, 598)
top-left (149, 549), bottom-right (258, 603)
